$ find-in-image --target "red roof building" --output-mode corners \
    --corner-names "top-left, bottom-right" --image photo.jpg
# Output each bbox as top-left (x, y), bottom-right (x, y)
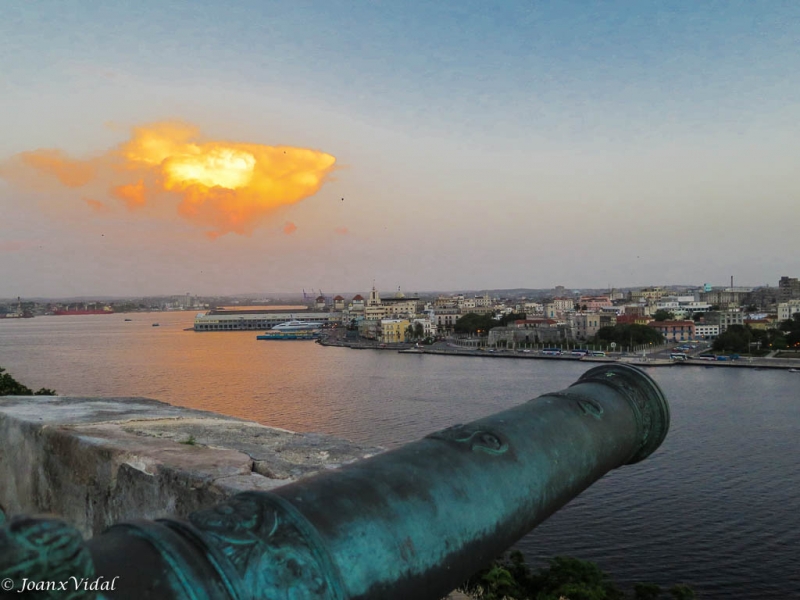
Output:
top-left (648, 320), bottom-right (696, 342)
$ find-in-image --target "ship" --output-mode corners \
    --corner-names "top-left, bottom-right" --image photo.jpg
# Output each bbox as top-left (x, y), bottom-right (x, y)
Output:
top-left (271, 320), bottom-right (324, 332)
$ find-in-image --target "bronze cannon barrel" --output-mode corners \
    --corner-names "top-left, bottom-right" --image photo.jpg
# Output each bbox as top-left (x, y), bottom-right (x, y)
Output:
top-left (5, 364), bottom-right (670, 599)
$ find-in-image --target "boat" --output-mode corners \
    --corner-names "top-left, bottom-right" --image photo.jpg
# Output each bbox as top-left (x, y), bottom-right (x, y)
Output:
top-left (152, 323), bottom-right (160, 327)
top-left (271, 320), bottom-right (324, 332)
top-left (124, 318), bottom-right (132, 322)
top-left (257, 329), bottom-right (320, 340)
top-left (789, 369), bottom-right (799, 373)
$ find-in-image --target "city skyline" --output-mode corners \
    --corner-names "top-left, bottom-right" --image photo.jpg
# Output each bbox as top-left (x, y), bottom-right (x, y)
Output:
top-left (2, 1), bottom-right (799, 296)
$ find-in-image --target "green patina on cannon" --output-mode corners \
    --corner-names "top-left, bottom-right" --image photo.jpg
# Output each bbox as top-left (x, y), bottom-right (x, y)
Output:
top-left (0, 364), bottom-right (669, 599)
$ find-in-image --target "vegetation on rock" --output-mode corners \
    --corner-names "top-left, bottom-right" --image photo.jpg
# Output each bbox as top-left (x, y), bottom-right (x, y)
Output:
top-left (0, 366), bottom-right (56, 396)
top-left (459, 552), bottom-right (696, 600)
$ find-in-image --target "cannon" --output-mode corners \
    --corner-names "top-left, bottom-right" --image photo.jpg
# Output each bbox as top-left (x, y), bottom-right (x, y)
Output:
top-left (0, 364), bottom-right (669, 599)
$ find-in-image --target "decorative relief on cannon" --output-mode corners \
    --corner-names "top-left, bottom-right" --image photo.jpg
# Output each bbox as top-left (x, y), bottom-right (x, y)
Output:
top-left (0, 516), bottom-right (96, 600)
top-left (188, 492), bottom-right (345, 600)
top-left (427, 425), bottom-right (509, 456)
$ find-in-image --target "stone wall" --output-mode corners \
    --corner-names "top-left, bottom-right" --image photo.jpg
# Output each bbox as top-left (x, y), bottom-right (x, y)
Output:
top-left (0, 395), bottom-right (380, 537)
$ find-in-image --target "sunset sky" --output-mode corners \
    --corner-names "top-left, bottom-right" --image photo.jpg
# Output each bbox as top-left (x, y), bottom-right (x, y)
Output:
top-left (1, 1), bottom-right (798, 297)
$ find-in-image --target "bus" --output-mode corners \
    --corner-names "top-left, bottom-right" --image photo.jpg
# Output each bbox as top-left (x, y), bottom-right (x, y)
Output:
top-left (670, 352), bottom-right (688, 361)
top-left (542, 348), bottom-right (562, 356)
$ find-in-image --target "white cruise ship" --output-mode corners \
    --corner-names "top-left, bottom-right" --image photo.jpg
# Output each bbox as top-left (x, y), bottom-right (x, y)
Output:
top-left (272, 320), bottom-right (324, 332)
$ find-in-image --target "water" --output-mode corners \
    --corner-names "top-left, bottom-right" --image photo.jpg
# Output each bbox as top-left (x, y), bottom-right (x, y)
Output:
top-left (1, 312), bottom-right (798, 598)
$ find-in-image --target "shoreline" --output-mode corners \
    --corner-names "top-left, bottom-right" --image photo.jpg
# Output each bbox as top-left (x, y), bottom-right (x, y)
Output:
top-left (318, 337), bottom-right (800, 371)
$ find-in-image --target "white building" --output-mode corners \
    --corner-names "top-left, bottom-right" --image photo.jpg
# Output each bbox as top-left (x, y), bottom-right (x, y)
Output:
top-left (694, 324), bottom-right (720, 339)
top-left (411, 318), bottom-right (436, 337)
top-left (777, 300), bottom-right (800, 322)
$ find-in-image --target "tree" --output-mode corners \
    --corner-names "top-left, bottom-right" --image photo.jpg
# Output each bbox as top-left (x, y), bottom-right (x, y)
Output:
top-left (534, 556), bottom-right (624, 600)
top-left (634, 582), bottom-right (663, 600)
top-left (652, 310), bottom-right (675, 322)
top-left (712, 324), bottom-right (750, 353)
top-left (593, 324), bottom-right (664, 347)
top-left (0, 367), bottom-right (56, 396)
top-left (454, 313), bottom-right (496, 335)
top-left (498, 312), bottom-right (527, 327)
top-left (414, 322), bottom-right (424, 339)
top-left (669, 584), bottom-right (696, 600)
top-left (460, 553), bottom-right (694, 600)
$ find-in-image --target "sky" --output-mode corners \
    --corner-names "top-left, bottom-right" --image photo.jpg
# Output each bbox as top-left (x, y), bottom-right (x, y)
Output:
top-left (1, 0), bottom-right (798, 297)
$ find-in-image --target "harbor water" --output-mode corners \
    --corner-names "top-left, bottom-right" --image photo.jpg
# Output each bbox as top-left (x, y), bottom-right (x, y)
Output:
top-left (1, 311), bottom-right (798, 599)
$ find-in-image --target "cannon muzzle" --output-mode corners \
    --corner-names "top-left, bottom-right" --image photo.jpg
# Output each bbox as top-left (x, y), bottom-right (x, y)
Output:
top-left (1, 364), bottom-right (669, 599)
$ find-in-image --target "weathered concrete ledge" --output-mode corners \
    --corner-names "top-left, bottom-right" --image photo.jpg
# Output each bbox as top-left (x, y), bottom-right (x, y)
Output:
top-left (0, 395), bottom-right (381, 537)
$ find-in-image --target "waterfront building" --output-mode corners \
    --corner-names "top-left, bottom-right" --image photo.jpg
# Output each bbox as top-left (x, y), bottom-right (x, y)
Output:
top-left (358, 319), bottom-right (379, 339)
top-left (430, 308), bottom-right (461, 332)
top-left (488, 322), bottom-right (566, 346)
top-left (333, 296), bottom-right (345, 310)
top-left (380, 319), bottom-right (410, 344)
top-left (511, 318), bottom-right (558, 330)
top-left (648, 320), bottom-right (696, 342)
top-left (704, 310), bottom-right (745, 333)
top-left (694, 323), bottom-right (720, 339)
top-left (194, 309), bottom-right (338, 331)
top-left (570, 312), bottom-right (603, 340)
top-left (411, 318), bottom-right (436, 338)
top-left (777, 300), bottom-right (800, 322)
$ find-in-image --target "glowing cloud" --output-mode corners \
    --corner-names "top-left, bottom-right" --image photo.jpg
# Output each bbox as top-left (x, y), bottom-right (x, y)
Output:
top-left (84, 198), bottom-right (110, 213)
top-left (17, 149), bottom-right (95, 188)
top-left (334, 226), bottom-right (349, 235)
top-left (111, 180), bottom-right (146, 209)
top-left (1, 121), bottom-right (337, 237)
top-left (283, 221), bottom-right (298, 235)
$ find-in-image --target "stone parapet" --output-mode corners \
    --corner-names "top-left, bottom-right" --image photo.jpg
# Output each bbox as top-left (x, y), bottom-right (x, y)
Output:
top-left (0, 395), bottom-right (380, 537)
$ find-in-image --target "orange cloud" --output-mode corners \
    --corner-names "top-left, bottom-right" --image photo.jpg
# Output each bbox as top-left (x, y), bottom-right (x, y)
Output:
top-left (334, 226), bottom-right (349, 235)
top-left (84, 198), bottom-right (110, 213)
top-left (1, 121), bottom-right (337, 238)
top-left (18, 149), bottom-right (96, 187)
top-left (283, 221), bottom-right (298, 235)
top-left (111, 179), bottom-right (146, 210)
